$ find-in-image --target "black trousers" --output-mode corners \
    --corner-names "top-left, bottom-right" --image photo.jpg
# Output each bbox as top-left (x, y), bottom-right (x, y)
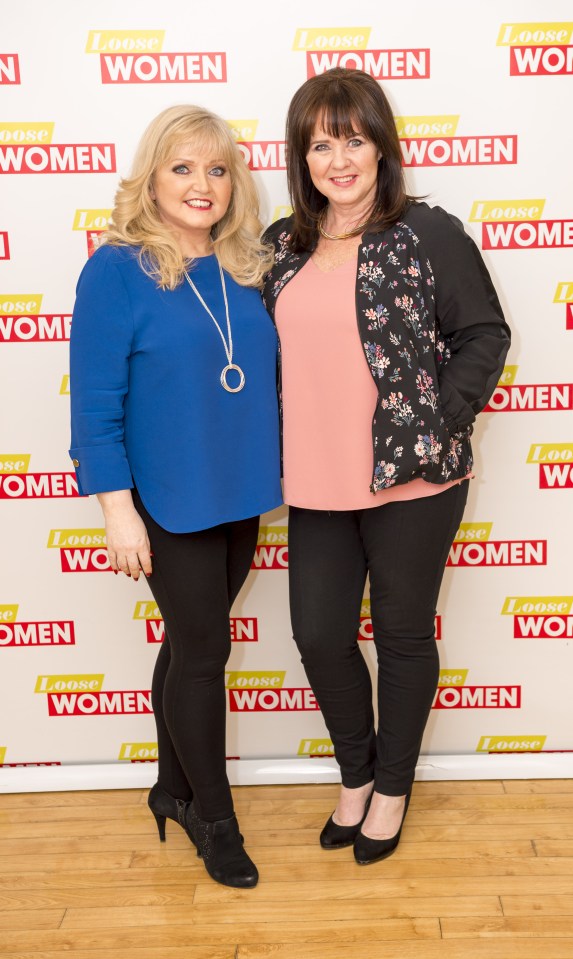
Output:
top-left (133, 491), bottom-right (259, 821)
top-left (288, 482), bottom-right (469, 795)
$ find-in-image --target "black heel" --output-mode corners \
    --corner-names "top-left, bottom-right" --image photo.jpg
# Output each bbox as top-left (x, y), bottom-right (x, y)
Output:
top-left (151, 809), bottom-right (167, 842)
top-left (320, 795), bottom-right (372, 849)
top-left (147, 783), bottom-right (193, 844)
top-left (185, 802), bottom-right (258, 888)
top-left (353, 790), bottom-right (411, 865)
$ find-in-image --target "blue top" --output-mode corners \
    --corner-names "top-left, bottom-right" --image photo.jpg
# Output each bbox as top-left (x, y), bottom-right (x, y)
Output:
top-left (69, 244), bottom-right (282, 532)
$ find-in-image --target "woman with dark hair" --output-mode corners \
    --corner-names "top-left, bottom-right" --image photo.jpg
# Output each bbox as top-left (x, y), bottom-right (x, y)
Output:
top-left (70, 105), bottom-right (282, 888)
top-left (263, 69), bottom-right (510, 864)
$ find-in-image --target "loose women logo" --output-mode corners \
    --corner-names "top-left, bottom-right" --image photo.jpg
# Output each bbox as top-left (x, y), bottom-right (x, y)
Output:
top-left (0, 55), bottom-right (20, 84)
top-left (0, 454), bottom-right (30, 474)
top-left (432, 670), bottom-right (521, 709)
top-left (0, 231), bottom-right (9, 259)
top-left (359, 598), bottom-right (442, 639)
top-left (446, 522), bottom-right (546, 567)
top-left (226, 671), bottom-right (286, 688)
top-left (35, 673), bottom-right (104, 693)
top-left (0, 465), bottom-right (80, 499)
top-left (482, 218), bottom-right (573, 250)
top-left (485, 368), bottom-right (573, 412)
top-left (294, 26), bottom-right (429, 80)
top-left (502, 595), bottom-right (573, 639)
top-left (527, 443), bottom-right (573, 489)
top-left (87, 29), bottom-right (226, 84)
top-left (236, 141), bottom-right (286, 172)
top-left (554, 282), bottom-right (573, 331)
top-left (252, 526), bottom-right (288, 569)
top-left (476, 735), bottom-right (546, 753)
top-left (0, 122), bottom-right (115, 174)
top-left (60, 376), bottom-right (70, 395)
top-left (47, 528), bottom-right (108, 571)
top-left (396, 115), bottom-right (460, 138)
top-left (119, 742), bottom-right (158, 762)
top-left (134, 600), bottom-right (259, 643)
top-left (469, 199), bottom-right (546, 222)
top-left (0, 751), bottom-right (61, 767)
top-left (229, 687), bottom-right (319, 712)
top-left (73, 209), bottom-right (111, 257)
top-left (298, 738), bottom-right (334, 757)
top-left (0, 601), bottom-right (75, 646)
top-left (0, 296), bottom-right (72, 343)
top-left (497, 22), bottom-right (573, 75)
top-left (227, 120), bottom-right (258, 142)
top-left (400, 118), bottom-right (517, 167)
top-left (35, 673), bottom-right (152, 716)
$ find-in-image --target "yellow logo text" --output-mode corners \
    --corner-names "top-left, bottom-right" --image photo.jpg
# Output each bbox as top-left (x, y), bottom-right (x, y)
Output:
top-left (298, 738), bottom-right (334, 756)
top-left (273, 205), bottom-right (293, 222)
top-left (497, 22), bottom-right (573, 45)
top-left (439, 669), bottom-right (468, 686)
top-left (257, 525), bottom-right (288, 545)
top-left (293, 27), bottom-right (370, 51)
top-left (477, 735), bottom-right (546, 752)
top-left (85, 30), bottom-right (165, 54)
top-left (527, 443), bottom-right (573, 463)
top-left (395, 115), bottom-right (459, 138)
top-left (454, 522), bottom-right (492, 542)
top-left (0, 454), bottom-right (30, 474)
top-left (0, 123), bottom-right (54, 145)
top-left (225, 671), bottom-right (286, 688)
top-left (469, 199), bottom-right (545, 222)
top-left (47, 528), bottom-right (106, 548)
top-left (554, 282), bottom-right (573, 303)
top-left (0, 294), bottom-right (43, 314)
top-left (227, 120), bottom-right (258, 142)
top-left (59, 375), bottom-right (70, 395)
top-left (133, 601), bottom-right (162, 620)
top-left (501, 595), bottom-right (573, 615)
top-left (499, 365), bottom-right (518, 385)
top-left (0, 747), bottom-right (6, 764)
top-left (119, 742), bottom-right (158, 760)
top-left (73, 209), bottom-right (112, 231)
top-left (35, 674), bottom-right (105, 693)
top-left (0, 605), bottom-right (18, 622)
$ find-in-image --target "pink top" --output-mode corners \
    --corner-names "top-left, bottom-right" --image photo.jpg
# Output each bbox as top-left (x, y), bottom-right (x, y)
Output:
top-left (275, 256), bottom-right (466, 510)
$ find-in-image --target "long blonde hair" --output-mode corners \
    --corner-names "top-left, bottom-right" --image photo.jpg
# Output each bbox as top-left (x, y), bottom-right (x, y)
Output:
top-left (104, 105), bottom-right (273, 289)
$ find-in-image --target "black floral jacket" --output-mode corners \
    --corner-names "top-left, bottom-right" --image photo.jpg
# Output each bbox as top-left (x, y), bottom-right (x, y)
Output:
top-left (262, 202), bottom-right (510, 492)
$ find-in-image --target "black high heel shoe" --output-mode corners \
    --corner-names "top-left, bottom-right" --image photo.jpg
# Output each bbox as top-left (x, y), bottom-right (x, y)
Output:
top-left (147, 783), bottom-right (193, 843)
top-left (353, 790), bottom-right (411, 865)
top-left (185, 802), bottom-right (259, 888)
top-left (320, 795), bottom-right (372, 849)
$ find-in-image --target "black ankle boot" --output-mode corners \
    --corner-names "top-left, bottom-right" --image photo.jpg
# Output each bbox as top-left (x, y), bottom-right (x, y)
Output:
top-left (147, 783), bottom-right (193, 843)
top-left (185, 802), bottom-right (258, 888)
top-left (353, 790), bottom-right (411, 865)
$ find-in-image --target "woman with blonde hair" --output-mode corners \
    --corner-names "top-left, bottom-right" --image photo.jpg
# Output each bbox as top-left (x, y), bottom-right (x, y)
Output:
top-left (69, 104), bottom-right (282, 888)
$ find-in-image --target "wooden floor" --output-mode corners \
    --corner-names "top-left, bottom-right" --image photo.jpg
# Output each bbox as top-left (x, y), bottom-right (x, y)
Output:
top-left (1, 779), bottom-right (573, 958)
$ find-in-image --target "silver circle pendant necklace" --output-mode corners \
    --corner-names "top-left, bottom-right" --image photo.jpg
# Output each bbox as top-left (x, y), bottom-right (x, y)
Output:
top-left (183, 260), bottom-right (245, 393)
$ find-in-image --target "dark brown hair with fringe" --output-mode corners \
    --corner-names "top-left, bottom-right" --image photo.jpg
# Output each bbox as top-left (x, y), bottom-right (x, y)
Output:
top-left (285, 68), bottom-right (412, 252)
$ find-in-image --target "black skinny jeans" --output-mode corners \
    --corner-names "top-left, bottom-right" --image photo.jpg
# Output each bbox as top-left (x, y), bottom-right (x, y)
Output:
top-left (288, 482), bottom-right (469, 795)
top-left (133, 490), bottom-right (259, 821)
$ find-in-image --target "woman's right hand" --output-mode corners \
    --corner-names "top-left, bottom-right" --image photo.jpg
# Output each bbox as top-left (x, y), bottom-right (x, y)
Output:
top-left (97, 490), bottom-right (152, 581)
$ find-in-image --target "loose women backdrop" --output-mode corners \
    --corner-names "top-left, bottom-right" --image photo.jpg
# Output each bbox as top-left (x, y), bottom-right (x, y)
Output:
top-left (1, 0), bottom-right (573, 792)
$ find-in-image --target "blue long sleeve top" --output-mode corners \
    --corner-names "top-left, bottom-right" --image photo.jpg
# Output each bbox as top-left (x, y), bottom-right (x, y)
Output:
top-left (69, 244), bottom-right (282, 532)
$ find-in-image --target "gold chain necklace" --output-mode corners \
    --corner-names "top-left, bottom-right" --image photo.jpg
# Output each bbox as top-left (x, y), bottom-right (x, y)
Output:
top-left (318, 208), bottom-right (370, 241)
